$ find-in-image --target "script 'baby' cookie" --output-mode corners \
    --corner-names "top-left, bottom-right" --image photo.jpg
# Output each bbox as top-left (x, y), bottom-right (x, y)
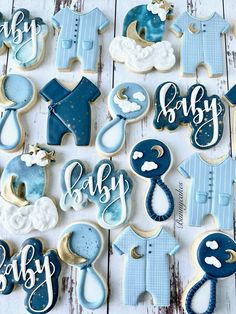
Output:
top-left (183, 231), bottom-right (236, 314)
top-left (0, 237), bottom-right (61, 313)
top-left (0, 9), bottom-right (48, 70)
top-left (58, 222), bottom-right (107, 310)
top-left (52, 7), bottom-right (109, 72)
top-left (96, 82), bottom-right (150, 156)
top-left (0, 74), bottom-right (37, 152)
top-left (0, 144), bottom-right (58, 234)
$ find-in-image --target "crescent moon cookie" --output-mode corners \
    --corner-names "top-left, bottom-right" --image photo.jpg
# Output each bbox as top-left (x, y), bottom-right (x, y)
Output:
top-left (40, 77), bottom-right (101, 146)
top-left (58, 222), bottom-right (107, 310)
top-left (130, 139), bottom-right (174, 222)
top-left (0, 144), bottom-right (58, 234)
top-left (183, 232), bottom-right (236, 314)
top-left (0, 237), bottom-right (61, 313)
top-left (113, 225), bottom-right (180, 306)
top-left (0, 74), bottom-right (37, 152)
top-left (153, 82), bottom-right (225, 149)
top-left (0, 9), bottom-right (48, 70)
top-left (109, 1), bottom-right (176, 73)
top-left (96, 82), bottom-right (150, 156)
top-left (60, 159), bottom-right (133, 229)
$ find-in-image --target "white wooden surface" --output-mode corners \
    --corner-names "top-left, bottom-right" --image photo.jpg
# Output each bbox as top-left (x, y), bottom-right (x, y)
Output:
top-left (0, 0), bottom-right (235, 313)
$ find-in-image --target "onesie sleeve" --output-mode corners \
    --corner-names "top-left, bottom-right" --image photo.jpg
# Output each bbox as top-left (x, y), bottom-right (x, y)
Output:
top-left (96, 8), bottom-right (110, 32)
top-left (177, 153), bottom-right (196, 178)
top-left (39, 79), bottom-right (70, 103)
top-left (224, 85), bottom-right (236, 106)
top-left (162, 228), bottom-right (180, 256)
top-left (170, 12), bottom-right (187, 36)
top-left (216, 14), bottom-right (230, 34)
top-left (81, 77), bottom-right (101, 102)
top-left (113, 227), bottom-right (132, 255)
top-left (52, 8), bottom-right (66, 29)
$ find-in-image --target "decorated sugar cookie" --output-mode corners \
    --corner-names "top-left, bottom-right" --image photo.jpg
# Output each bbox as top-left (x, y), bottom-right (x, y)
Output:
top-left (52, 7), bottom-right (109, 72)
top-left (183, 232), bottom-right (236, 314)
top-left (0, 74), bottom-right (37, 152)
top-left (109, 1), bottom-right (176, 73)
top-left (153, 82), bottom-right (225, 149)
top-left (58, 222), bottom-right (107, 310)
top-left (96, 82), bottom-right (150, 156)
top-left (0, 144), bottom-right (58, 234)
top-left (60, 159), bottom-right (133, 229)
top-left (0, 237), bottom-right (61, 313)
top-left (130, 139), bottom-right (174, 221)
top-left (40, 77), bottom-right (100, 146)
top-left (0, 9), bottom-right (48, 69)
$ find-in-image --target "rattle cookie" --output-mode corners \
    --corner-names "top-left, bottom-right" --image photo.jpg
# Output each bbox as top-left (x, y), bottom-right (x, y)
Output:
top-left (96, 82), bottom-right (150, 156)
top-left (130, 139), bottom-right (174, 221)
top-left (60, 159), bottom-right (133, 229)
top-left (113, 225), bottom-right (180, 306)
top-left (0, 144), bottom-right (58, 234)
top-left (0, 237), bottom-right (61, 313)
top-left (58, 222), bottom-right (107, 310)
top-left (52, 7), bottom-right (109, 72)
top-left (40, 77), bottom-right (100, 146)
top-left (0, 9), bottom-right (48, 70)
top-left (178, 153), bottom-right (235, 230)
top-left (109, 1), bottom-right (176, 73)
top-left (0, 74), bottom-right (37, 152)
top-left (153, 82), bottom-right (225, 149)
top-left (183, 232), bottom-right (236, 314)
top-left (171, 12), bottom-right (230, 77)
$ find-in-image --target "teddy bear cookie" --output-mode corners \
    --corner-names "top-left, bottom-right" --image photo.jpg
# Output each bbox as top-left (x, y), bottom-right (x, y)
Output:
top-left (0, 74), bottom-right (37, 152)
top-left (52, 7), bottom-right (109, 72)
top-left (60, 159), bottom-right (133, 229)
top-left (0, 9), bottom-right (48, 70)
top-left (0, 237), bottom-right (61, 313)
top-left (58, 222), bottom-right (107, 310)
top-left (96, 82), bottom-right (150, 156)
top-left (109, 0), bottom-right (176, 73)
top-left (0, 144), bottom-right (58, 234)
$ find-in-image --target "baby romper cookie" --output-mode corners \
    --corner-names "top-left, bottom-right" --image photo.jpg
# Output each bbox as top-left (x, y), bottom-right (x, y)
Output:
top-left (153, 82), bottom-right (225, 149)
top-left (130, 139), bottom-right (174, 221)
top-left (0, 74), bottom-right (37, 152)
top-left (113, 225), bottom-right (180, 306)
top-left (178, 153), bottom-right (235, 230)
top-left (171, 12), bottom-right (230, 77)
top-left (52, 7), bottom-right (109, 72)
top-left (40, 77), bottom-right (100, 146)
top-left (0, 144), bottom-right (58, 234)
top-left (183, 231), bottom-right (236, 314)
top-left (109, 1), bottom-right (176, 73)
top-left (0, 237), bottom-right (61, 313)
top-left (96, 82), bottom-right (150, 156)
top-left (60, 159), bottom-right (133, 229)
top-left (0, 9), bottom-right (48, 70)
top-left (58, 222), bottom-right (107, 309)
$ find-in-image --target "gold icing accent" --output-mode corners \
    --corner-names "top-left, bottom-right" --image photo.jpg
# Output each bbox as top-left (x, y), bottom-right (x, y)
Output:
top-left (116, 88), bottom-right (128, 100)
top-left (159, 0), bottom-right (172, 11)
top-left (188, 23), bottom-right (200, 34)
top-left (1, 175), bottom-right (29, 207)
top-left (225, 249), bottom-right (236, 263)
top-left (29, 144), bottom-right (41, 154)
top-left (0, 76), bottom-right (15, 107)
top-left (126, 21), bottom-right (154, 48)
top-left (131, 246), bottom-right (144, 259)
top-left (151, 145), bottom-right (164, 157)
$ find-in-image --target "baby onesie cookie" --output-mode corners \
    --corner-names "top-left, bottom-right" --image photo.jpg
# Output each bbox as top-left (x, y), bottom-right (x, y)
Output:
top-left (0, 9), bottom-right (48, 70)
top-left (96, 83), bottom-right (150, 156)
top-left (113, 225), bottom-right (180, 306)
top-left (171, 12), bottom-right (230, 77)
top-left (109, 1), bottom-right (176, 73)
top-left (0, 237), bottom-right (61, 313)
top-left (0, 74), bottom-right (37, 152)
top-left (183, 232), bottom-right (236, 314)
top-left (0, 144), bottom-right (58, 234)
top-left (58, 222), bottom-right (107, 310)
top-left (178, 153), bottom-right (235, 230)
top-left (52, 7), bottom-right (109, 72)
top-left (40, 77), bottom-right (100, 146)
top-left (60, 159), bottom-right (133, 229)
top-left (130, 139), bottom-right (174, 221)
top-left (153, 82), bottom-right (225, 149)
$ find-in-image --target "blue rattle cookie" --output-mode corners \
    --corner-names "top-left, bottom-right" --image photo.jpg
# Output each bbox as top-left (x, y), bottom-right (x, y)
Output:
top-left (96, 82), bottom-right (150, 156)
top-left (184, 232), bottom-right (236, 314)
top-left (58, 222), bottom-right (107, 310)
top-left (130, 139), bottom-right (174, 221)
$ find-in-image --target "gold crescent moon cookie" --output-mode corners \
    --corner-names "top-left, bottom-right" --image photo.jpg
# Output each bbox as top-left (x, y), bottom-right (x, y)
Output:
top-left (188, 23), bottom-right (200, 34)
top-left (226, 249), bottom-right (236, 263)
top-left (151, 145), bottom-right (164, 157)
top-left (126, 21), bottom-right (154, 48)
top-left (116, 87), bottom-right (128, 100)
top-left (131, 246), bottom-right (144, 259)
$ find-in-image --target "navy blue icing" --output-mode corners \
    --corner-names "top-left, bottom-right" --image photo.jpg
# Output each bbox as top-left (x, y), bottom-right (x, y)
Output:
top-left (153, 82), bottom-right (225, 150)
top-left (224, 85), bottom-right (236, 105)
top-left (40, 77), bottom-right (101, 146)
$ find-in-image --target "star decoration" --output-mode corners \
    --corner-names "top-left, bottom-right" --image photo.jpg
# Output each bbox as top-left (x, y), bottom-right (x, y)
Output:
top-left (28, 144), bottom-right (41, 155)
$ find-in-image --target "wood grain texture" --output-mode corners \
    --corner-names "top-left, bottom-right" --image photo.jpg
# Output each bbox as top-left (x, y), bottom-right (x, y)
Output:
top-left (0, 0), bottom-right (235, 313)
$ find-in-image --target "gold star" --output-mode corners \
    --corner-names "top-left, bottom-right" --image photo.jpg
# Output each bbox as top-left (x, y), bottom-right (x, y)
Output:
top-left (29, 144), bottom-right (41, 154)
top-left (45, 150), bottom-right (56, 162)
top-left (160, 0), bottom-right (172, 11)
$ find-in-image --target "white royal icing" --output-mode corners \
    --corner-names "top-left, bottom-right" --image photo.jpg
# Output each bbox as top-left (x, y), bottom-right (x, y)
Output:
top-left (133, 92), bottom-right (146, 102)
top-left (147, 2), bottom-right (168, 21)
top-left (109, 36), bottom-right (176, 73)
top-left (206, 240), bottom-right (219, 250)
top-left (21, 150), bottom-right (50, 167)
top-left (133, 151), bottom-right (143, 160)
top-left (141, 161), bottom-right (158, 172)
top-left (205, 256), bottom-right (222, 268)
top-left (113, 94), bottom-right (141, 113)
